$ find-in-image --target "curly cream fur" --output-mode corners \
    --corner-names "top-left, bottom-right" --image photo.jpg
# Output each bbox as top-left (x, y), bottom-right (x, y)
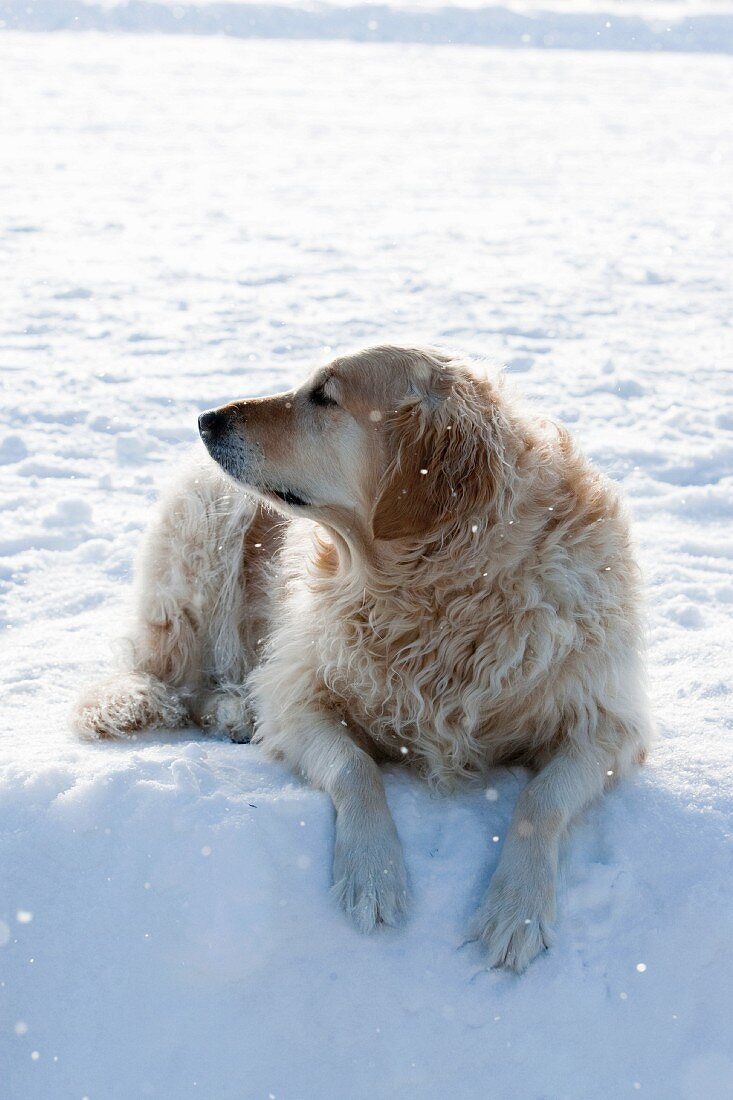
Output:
top-left (72, 345), bottom-right (651, 970)
top-left (71, 455), bottom-right (280, 742)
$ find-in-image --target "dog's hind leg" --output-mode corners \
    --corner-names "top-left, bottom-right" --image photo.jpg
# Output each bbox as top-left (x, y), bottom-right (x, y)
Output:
top-left (71, 467), bottom-right (206, 740)
top-left (71, 605), bottom-right (198, 741)
top-left (71, 456), bottom-right (259, 741)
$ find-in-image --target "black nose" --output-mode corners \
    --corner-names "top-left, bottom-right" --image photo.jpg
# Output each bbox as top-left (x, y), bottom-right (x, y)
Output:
top-left (198, 408), bottom-right (227, 438)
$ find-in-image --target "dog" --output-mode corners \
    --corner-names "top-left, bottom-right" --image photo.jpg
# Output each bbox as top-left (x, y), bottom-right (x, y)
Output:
top-left (72, 345), bottom-right (651, 971)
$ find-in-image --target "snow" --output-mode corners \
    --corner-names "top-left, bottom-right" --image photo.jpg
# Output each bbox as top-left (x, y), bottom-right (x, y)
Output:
top-left (1, 28), bottom-right (733, 1100)
top-left (3, 0), bottom-right (733, 53)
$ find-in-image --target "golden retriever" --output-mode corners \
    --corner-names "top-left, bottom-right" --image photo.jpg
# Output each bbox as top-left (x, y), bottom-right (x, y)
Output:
top-left (72, 345), bottom-right (651, 971)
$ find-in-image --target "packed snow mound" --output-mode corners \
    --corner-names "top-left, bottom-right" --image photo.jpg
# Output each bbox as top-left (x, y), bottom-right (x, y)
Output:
top-left (1, 31), bottom-right (732, 1100)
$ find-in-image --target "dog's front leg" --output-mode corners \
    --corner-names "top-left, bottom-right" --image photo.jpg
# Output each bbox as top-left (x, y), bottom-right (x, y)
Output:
top-left (472, 747), bottom-right (608, 972)
top-left (282, 712), bottom-right (409, 932)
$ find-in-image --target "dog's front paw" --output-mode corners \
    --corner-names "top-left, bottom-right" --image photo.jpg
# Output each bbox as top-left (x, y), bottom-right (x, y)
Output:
top-left (332, 828), bottom-right (409, 933)
top-left (471, 868), bottom-right (555, 973)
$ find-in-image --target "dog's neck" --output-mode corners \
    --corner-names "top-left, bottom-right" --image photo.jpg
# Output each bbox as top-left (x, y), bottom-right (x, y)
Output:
top-left (315, 446), bottom-right (567, 614)
top-left (317, 513), bottom-right (515, 610)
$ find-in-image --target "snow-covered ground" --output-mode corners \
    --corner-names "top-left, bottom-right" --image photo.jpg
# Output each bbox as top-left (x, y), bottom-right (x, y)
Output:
top-left (3, 1), bottom-right (733, 53)
top-left (1, 30), bottom-right (732, 1100)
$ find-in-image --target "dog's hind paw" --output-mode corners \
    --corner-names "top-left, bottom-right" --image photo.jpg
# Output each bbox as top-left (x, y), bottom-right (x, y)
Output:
top-left (191, 687), bottom-right (253, 743)
top-left (70, 673), bottom-right (188, 741)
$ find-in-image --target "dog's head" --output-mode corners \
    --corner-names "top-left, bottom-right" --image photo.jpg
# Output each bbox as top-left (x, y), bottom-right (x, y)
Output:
top-left (199, 345), bottom-right (515, 545)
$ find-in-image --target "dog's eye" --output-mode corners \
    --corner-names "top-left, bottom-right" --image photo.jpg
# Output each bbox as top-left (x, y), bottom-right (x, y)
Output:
top-left (310, 386), bottom-right (339, 409)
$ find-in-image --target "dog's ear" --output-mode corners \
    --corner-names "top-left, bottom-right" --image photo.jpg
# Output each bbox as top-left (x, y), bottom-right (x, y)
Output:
top-left (371, 364), bottom-right (505, 542)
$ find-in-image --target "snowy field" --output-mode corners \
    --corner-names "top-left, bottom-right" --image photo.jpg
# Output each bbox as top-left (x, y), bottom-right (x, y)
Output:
top-left (1, 29), bottom-right (733, 1100)
top-left (3, 0), bottom-right (733, 53)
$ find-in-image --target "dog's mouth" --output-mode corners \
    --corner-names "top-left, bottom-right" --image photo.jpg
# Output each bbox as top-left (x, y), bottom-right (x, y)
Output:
top-left (198, 422), bottom-right (311, 509)
top-left (268, 487), bottom-right (310, 508)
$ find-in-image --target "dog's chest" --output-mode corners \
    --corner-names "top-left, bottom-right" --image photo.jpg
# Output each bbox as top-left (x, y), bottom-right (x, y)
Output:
top-left (311, 583), bottom-right (534, 773)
